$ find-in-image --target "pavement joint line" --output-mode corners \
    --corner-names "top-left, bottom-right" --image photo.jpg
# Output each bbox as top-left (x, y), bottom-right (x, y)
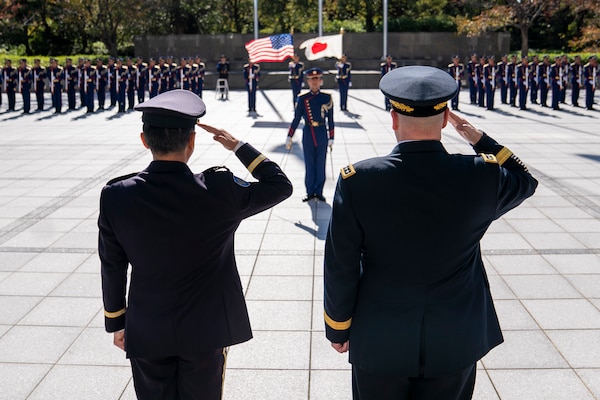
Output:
top-left (0, 149), bottom-right (148, 245)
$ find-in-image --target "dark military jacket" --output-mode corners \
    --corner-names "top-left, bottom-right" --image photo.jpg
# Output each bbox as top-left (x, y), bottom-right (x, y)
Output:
top-left (324, 134), bottom-right (537, 377)
top-left (99, 143), bottom-right (292, 358)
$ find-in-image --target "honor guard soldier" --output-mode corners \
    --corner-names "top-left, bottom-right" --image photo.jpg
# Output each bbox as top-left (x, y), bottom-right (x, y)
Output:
top-left (193, 56), bottom-right (206, 98)
top-left (529, 55), bottom-right (539, 104)
top-left (47, 58), bottom-right (64, 114)
top-left (176, 57), bottom-right (192, 91)
top-left (77, 57), bottom-right (86, 108)
top-left (116, 58), bottom-right (128, 113)
top-left (189, 58), bottom-right (198, 94)
top-left (243, 60), bottom-right (260, 112)
top-left (496, 54), bottom-right (508, 103)
top-left (107, 57), bottom-right (117, 107)
top-left (550, 56), bottom-right (564, 110)
top-left (583, 55), bottom-right (598, 110)
top-left (167, 56), bottom-right (177, 91)
top-left (325, 65), bottom-right (538, 400)
top-left (570, 55), bottom-right (583, 107)
top-left (158, 56), bottom-right (170, 94)
top-left (335, 54), bottom-right (351, 111)
top-left (18, 58), bottom-right (32, 114)
top-left (83, 58), bottom-right (96, 113)
top-left (507, 54), bottom-right (518, 106)
top-left (381, 54), bottom-right (398, 111)
top-left (537, 55), bottom-right (550, 107)
top-left (216, 54), bottom-right (230, 100)
top-left (95, 58), bottom-right (108, 110)
top-left (447, 54), bottom-right (463, 111)
top-left (4, 59), bottom-right (17, 111)
top-left (64, 58), bottom-right (78, 110)
top-left (136, 56), bottom-right (147, 103)
top-left (286, 68), bottom-right (334, 202)
top-left (476, 55), bottom-right (486, 107)
top-left (99, 89), bottom-right (292, 400)
top-left (289, 54), bottom-right (304, 109)
top-left (516, 56), bottom-right (530, 110)
top-left (483, 55), bottom-right (496, 111)
top-left (126, 57), bottom-right (137, 110)
top-left (466, 52), bottom-right (478, 104)
top-left (560, 55), bottom-right (569, 104)
top-left (148, 58), bottom-right (160, 98)
top-left (32, 58), bottom-right (46, 111)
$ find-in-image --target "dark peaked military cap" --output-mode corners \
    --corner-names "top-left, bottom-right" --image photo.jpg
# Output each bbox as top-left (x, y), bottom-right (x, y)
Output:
top-left (379, 65), bottom-right (459, 117)
top-left (135, 89), bottom-right (207, 129)
top-left (304, 68), bottom-right (324, 78)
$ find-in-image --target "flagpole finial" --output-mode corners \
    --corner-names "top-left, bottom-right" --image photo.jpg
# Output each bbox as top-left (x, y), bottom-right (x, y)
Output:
top-left (340, 27), bottom-right (344, 35)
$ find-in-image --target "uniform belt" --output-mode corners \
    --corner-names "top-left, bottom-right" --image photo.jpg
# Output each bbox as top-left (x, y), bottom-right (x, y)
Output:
top-left (291, 75), bottom-right (300, 79)
top-left (310, 121), bottom-right (325, 127)
top-left (340, 75), bottom-right (348, 79)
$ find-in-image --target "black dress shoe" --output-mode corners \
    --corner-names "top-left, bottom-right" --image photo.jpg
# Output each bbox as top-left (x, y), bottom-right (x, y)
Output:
top-left (302, 194), bottom-right (316, 202)
top-left (315, 194), bottom-right (326, 202)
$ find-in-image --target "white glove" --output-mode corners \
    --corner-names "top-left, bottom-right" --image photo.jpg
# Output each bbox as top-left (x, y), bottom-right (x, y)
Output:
top-left (349, 82), bottom-right (352, 87)
top-left (301, 82), bottom-right (305, 87)
top-left (328, 139), bottom-right (334, 148)
top-left (285, 136), bottom-right (293, 150)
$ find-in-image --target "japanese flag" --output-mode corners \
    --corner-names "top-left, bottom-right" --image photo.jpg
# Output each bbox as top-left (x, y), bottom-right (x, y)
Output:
top-left (299, 34), bottom-right (343, 60)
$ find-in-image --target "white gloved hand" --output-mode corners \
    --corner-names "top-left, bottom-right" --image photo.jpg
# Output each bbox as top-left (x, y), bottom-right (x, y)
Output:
top-left (301, 82), bottom-right (305, 87)
top-left (328, 139), bottom-right (334, 148)
top-left (349, 82), bottom-right (352, 87)
top-left (286, 136), bottom-right (293, 150)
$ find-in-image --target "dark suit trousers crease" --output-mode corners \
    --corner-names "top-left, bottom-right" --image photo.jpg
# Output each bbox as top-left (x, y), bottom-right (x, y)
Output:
top-left (130, 348), bottom-right (227, 400)
top-left (352, 363), bottom-right (476, 400)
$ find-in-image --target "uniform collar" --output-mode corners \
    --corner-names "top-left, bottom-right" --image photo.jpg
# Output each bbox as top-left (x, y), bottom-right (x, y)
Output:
top-left (145, 160), bottom-right (193, 174)
top-left (391, 140), bottom-right (446, 154)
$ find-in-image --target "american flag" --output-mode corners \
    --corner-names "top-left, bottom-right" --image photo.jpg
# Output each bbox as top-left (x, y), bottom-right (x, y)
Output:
top-left (245, 34), bottom-right (294, 63)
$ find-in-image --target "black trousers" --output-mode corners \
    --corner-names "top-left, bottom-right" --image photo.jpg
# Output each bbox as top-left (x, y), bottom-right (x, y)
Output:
top-left (352, 363), bottom-right (476, 400)
top-left (130, 348), bottom-right (227, 400)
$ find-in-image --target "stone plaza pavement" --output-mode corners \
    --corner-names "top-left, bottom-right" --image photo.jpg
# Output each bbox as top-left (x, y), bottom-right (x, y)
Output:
top-left (0, 87), bottom-right (599, 400)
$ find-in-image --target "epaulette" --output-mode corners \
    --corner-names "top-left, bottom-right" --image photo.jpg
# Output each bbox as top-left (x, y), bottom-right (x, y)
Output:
top-left (340, 164), bottom-right (356, 179)
top-left (479, 154), bottom-right (498, 164)
top-left (204, 166), bottom-right (230, 174)
top-left (106, 172), bottom-right (138, 185)
top-left (447, 63), bottom-right (453, 68)
top-left (243, 63), bottom-right (249, 68)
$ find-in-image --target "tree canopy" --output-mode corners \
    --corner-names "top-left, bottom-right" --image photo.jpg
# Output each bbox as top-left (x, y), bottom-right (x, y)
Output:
top-left (1, 0), bottom-right (599, 56)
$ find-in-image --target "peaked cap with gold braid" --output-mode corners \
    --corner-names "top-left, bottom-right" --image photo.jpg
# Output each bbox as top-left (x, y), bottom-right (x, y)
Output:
top-left (379, 65), bottom-right (459, 117)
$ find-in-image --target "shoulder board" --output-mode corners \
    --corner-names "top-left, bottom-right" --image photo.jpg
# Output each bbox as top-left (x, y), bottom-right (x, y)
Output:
top-left (381, 62), bottom-right (386, 67)
top-left (204, 166), bottom-right (230, 174)
top-left (448, 63), bottom-right (453, 67)
top-left (106, 172), bottom-right (138, 185)
top-left (243, 63), bottom-right (249, 68)
top-left (340, 164), bottom-right (356, 179)
top-left (479, 153), bottom-right (498, 164)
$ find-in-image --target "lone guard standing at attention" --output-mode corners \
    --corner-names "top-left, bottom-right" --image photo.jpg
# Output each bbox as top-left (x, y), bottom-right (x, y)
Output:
top-left (335, 54), bottom-right (351, 111)
top-left (286, 68), bottom-right (334, 202)
top-left (243, 60), bottom-right (260, 112)
top-left (99, 89), bottom-right (292, 400)
top-left (289, 54), bottom-right (304, 109)
top-left (447, 54), bottom-right (464, 111)
top-left (324, 65), bottom-right (538, 400)
top-left (381, 54), bottom-right (398, 111)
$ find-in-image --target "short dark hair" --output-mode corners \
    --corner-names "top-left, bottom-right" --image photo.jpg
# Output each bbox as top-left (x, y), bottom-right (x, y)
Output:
top-left (142, 124), bottom-right (194, 155)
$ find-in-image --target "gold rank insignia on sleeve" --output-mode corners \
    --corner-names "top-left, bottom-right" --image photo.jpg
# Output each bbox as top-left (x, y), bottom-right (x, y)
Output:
top-left (340, 164), bottom-right (356, 179)
top-left (479, 153), bottom-right (498, 164)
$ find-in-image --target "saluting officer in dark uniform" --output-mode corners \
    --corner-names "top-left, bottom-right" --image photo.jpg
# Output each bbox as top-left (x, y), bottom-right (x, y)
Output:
top-left (335, 54), bottom-right (351, 111)
top-left (96, 58), bottom-right (108, 110)
top-left (286, 68), bottom-right (334, 202)
top-left (324, 65), bottom-right (538, 400)
top-left (583, 55), bottom-right (598, 110)
top-left (147, 57), bottom-right (160, 98)
top-left (516, 55), bottom-right (529, 110)
top-left (466, 52), bottom-right (478, 104)
top-left (381, 54), bottom-right (398, 111)
top-left (4, 59), bottom-right (17, 111)
top-left (18, 58), bottom-right (32, 114)
top-left (243, 60), bottom-right (260, 112)
top-left (47, 58), bottom-right (64, 114)
top-left (570, 55), bottom-right (583, 107)
top-left (99, 89), bottom-right (292, 400)
top-left (32, 58), bottom-right (46, 111)
top-left (447, 54), bottom-right (463, 111)
top-left (537, 55), bottom-right (550, 107)
top-left (135, 56), bottom-right (147, 103)
top-left (289, 54), bottom-right (304, 109)
top-left (483, 55), bottom-right (496, 111)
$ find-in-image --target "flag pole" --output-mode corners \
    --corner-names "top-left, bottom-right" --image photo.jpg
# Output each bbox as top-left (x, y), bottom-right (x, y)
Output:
top-left (318, 0), bottom-right (323, 37)
top-left (383, 0), bottom-right (388, 58)
top-left (254, 0), bottom-right (259, 40)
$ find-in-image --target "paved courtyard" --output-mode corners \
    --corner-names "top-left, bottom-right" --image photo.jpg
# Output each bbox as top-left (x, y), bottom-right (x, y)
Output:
top-left (0, 87), bottom-right (599, 399)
